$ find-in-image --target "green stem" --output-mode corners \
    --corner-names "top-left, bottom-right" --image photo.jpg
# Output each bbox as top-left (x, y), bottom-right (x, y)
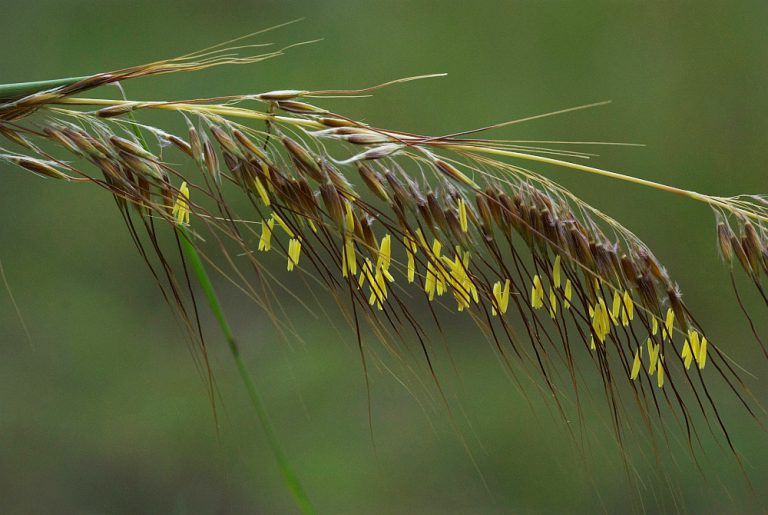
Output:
top-left (57, 96), bottom-right (767, 223)
top-left (0, 76), bottom-right (87, 100)
top-left (446, 143), bottom-right (768, 224)
top-left (111, 87), bottom-right (313, 513)
top-left (0, 75), bottom-right (315, 510)
top-left (178, 228), bottom-right (315, 514)
top-left (95, 87), bottom-right (314, 513)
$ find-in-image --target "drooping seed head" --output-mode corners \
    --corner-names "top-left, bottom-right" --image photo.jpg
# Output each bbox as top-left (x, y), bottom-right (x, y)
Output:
top-left (202, 137), bottom-right (221, 182)
top-left (434, 158), bottom-right (478, 189)
top-left (320, 183), bottom-right (344, 227)
top-left (256, 89), bottom-right (306, 101)
top-left (384, 171), bottom-right (413, 212)
top-left (344, 132), bottom-right (392, 145)
top-left (348, 143), bottom-right (402, 162)
top-left (621, 254), bottom-right (639, 287)
top-left (427, 193), bottom-right (449, 233)
top-left (716, 222), bottom-right (734, 262)
top-left (232, 129), bottom-right (267, 160)
top-left (118, 151), bottom-right (164, 181)
top-left (110, 136), bottom-right (156, 161)
top-left (475, 192), bottom-right (493, 232)
top-left (318, 116), bottom-right (357, 128)
top-left (96, 102), bottom-right (141, 118)
top-left (0, 125), bottom-right (33, 149)
top-left (276, 100), bottom-right (326, 114)
top-left (282, 136), bottom-right (323, 182)
top-left (742, 223), bottom-right (762, 275)
top-left (730, 234), bottom-right (753, 276)
top-left (165, 133), bottom-right (193, 157)
top-left (667, 286), bottom-right (688, 333)
top-left (357, 164), bottom-right (390, 203)
top-left (209, 125), bottom-right (242, 158)
top-left (64, 128), bottom-right (109, 159)
top-left (43, 126), bottom-right (81, 155)
top-left (187, 122), bottom-right (202, 163)
top-left (13, 156), bottom-right (71, 180)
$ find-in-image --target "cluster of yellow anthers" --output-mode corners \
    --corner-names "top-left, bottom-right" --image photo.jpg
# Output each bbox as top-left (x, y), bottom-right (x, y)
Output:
top-left (526, 254), bottom-right (708, 388)
top-left (420, 238), bottom-right (479, 312)
top-left (529, 256), bottom-right (573, 318)
top-left (256, 211), bottom-right (305, 271)
top-left (173, 180), bottom-right (707, 388)
top-left (627, 310), bottom-right (708, 388)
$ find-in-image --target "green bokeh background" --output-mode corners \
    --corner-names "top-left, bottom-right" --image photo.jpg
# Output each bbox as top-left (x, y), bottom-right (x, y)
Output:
top-left (1, 1), bottom-right (767, 513)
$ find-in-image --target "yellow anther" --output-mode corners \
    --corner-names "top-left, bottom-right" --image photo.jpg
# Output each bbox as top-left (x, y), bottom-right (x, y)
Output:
top-left (657, 357), bottom-right (665, 388)
top-left (432, 238), bottom-right (442, 257)
top-left (358, 236), bottom-right (395, 309)
top-left (652, 317), bottom-right (659, 336)
top-left (591, 297), bottom-right (610, 342)
top-left (272, 213), bottom-right (295, 237)
top-left (440, 249), bottom-right (475, 311)
top-left (359, 258), bottom-right (386, 310)
top-left (344, 201), bottom-right (355, 233)
top-left (686, 329), bottom-right (708, 369)
top-left (688, 330), bottom-right (700, 356)
top-left (424, 239), bottom-right (446, 301)
top-left (358, 258), bottom-right (372, 288)
top-left (287, 238), bottom-right (301, 271)
top-left (698, 337), bottom-right (708, 369)
top-left (552, 255), bottom-right (562, 289)
top-left (622, 290), bottom-right (634, 326)
top-left (492, 279), bottom-right (510, 316)
top-left (259, 162), bottom-right (273, 191)
top-left (342, 238), bottom-right (356, 277)
top-left (252, 176), bottom-right (270, 206)
top-left (415, 228), bottom-right (429, 251)
top-left (172, 181), bottom-right (190, 225)
top-left (376, 234), bottom-right (394, 282)
top-left (548, 287), bottom-right (557, 319)
top-left (563, 279), bottom-right (573, 309)
top-left (630, 348), bottom-right (642, 380)
top-left (610, 290), bottom-right (621, 326)
top-left (368, 268), bottom-right (387, 309)
top-left (404, 234), bottom-right (417, 283)
top-left (681, 338), bottom-right (693, 370)
top-left (664, 308), bottom-right (675, 340)
top-left (647, 338), bottom-right (660, 374)
top-left (258, 217), bottom-right (275, 252)
top-left (531, 275), bottom-right (544, 309)
top-left (341, 202), bottom-right (357, 277)
top-left (457, 197), bottom-right (469, 233)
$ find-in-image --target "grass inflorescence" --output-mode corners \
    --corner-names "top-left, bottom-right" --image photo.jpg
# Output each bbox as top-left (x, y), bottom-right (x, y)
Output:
top-left (2, 30), bottom-right (767, 508)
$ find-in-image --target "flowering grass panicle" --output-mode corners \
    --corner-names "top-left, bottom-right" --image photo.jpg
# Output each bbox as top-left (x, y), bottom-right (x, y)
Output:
top-left (1, 32), bottom-right (767, 500)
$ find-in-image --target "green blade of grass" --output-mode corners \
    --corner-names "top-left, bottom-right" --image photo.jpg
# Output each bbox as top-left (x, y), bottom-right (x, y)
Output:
top-left (0, 76), bottom-right (87, 101)
top-left (122, 92), bottom-right (314, 514)
top-left (178, 227), bottom-right (314, 514)
top-left (124, 87), bottom-right (314, 511)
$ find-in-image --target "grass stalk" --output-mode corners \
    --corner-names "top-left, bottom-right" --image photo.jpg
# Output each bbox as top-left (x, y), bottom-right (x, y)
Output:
top-left (0, 76), bottom-right (87, 100)
top-left (178, 228), bottom-right (314, 514)
top-left (1, 75), bottom-right (315, 512)
top-left (134, 94), bottom-right (314, 512)
top-left (56, 96), bottom-right (767, 223)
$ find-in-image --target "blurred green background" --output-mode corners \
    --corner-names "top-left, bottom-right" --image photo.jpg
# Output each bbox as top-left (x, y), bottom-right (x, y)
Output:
top-left (1, 1), bottom-right (767, 513)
